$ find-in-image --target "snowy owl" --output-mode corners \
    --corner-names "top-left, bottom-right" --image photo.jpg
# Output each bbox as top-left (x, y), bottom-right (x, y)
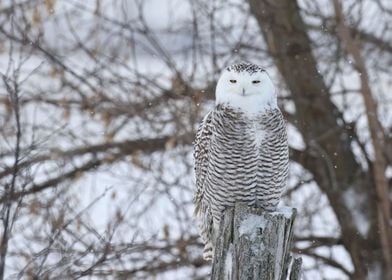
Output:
top-left (193, 63), bottom-right (289, 260)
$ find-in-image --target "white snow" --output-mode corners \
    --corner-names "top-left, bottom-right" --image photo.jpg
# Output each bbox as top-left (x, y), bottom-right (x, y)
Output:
top-left (239, 214), bottom-right (266, 240)
top-left (287, 123), bottom-right (306, 150)
top-left (386, 165), bottom-right (392, 179)
top-left (343, 188), bottom-right (370, 237)
top-left (224, 244), bottom-right (233, 280)
top-left (368, 262), bottom-right (382, 280)
top-left (274, 205), bottom-right (294, 219)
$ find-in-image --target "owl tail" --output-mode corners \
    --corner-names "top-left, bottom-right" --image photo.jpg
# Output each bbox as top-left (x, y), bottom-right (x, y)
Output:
top-left (203, 241), bottom-right (214, 261)
top-left (195, 202), bottom-right (215, 260)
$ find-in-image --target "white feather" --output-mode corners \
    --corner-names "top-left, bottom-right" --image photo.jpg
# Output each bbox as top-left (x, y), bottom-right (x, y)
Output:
top-left (215, 69), bottom-right (277, 117)
top-left (255, 128), bottom-right (266, 146)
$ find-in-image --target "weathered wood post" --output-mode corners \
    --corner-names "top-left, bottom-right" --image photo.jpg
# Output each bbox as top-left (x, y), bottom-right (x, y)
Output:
top-left (211, 203), bottom-right (302, 280)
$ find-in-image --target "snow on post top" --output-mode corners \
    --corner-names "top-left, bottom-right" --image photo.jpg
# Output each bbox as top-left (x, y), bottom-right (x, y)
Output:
top-left (274, 206), bottom-right (294, 219)
top-left (239, 206), bottom-right (294, 239)
top-left (239, 214), bottom-right (266, 240)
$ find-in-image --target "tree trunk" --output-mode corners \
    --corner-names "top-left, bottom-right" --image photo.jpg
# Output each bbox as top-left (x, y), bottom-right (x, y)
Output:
top-left (332, 1), bottom-right (392, 276)
top-left (211, 203), bottom-right (301, 280)
top-left (248, 0), bottom-right (388, 278)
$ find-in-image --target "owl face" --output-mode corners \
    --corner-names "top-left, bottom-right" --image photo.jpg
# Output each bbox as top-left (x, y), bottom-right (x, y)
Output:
top-left (215, 63), bottom-right (277, 114)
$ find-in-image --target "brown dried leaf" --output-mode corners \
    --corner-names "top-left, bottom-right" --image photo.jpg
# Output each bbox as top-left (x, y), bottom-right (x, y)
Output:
top-left (32, 7), bottom-right (41, 25)
top-left (94, 0), bottom-right (101, 16)
top-left (165, 137), bottom-right (176, 150)
top-left (45, 0), bottom-right (55, 13)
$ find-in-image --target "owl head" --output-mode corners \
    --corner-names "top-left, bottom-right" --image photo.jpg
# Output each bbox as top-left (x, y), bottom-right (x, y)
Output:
top-left (215, 63), bottom-right (277, 114)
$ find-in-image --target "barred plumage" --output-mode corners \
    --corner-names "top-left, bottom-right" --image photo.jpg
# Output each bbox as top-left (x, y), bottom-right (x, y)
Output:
top-left (194, 63), bottom-right (289, 260)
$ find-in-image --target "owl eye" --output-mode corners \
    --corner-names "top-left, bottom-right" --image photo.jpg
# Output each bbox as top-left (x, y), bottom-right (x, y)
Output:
top-left (229, 80), bottom-right (237, 83)
top-left (252, 80), bottom-right (260, 84)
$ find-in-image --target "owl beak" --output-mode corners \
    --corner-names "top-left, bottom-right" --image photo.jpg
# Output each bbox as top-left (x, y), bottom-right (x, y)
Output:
top-left (242, 88), bottom-right (246, 96)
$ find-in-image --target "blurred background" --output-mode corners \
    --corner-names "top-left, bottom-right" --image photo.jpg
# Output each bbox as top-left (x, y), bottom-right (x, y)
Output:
top-left (0, 0), bottom-right (391, 279)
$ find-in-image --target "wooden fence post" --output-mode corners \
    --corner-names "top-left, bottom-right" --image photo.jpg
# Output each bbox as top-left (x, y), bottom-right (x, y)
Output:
top-left (211, 203), bottom-right (301, 280)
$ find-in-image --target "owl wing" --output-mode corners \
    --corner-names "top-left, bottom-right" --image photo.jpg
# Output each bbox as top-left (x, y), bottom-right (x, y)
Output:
top-left (270, 109), bottom-right (289, 194)
top-left (193, 111), bottom-right (214, 211)
top-left (193, 111), bottom-right (216, 259)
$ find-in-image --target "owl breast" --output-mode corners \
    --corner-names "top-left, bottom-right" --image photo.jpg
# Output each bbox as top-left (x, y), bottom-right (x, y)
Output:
top-left (203, 105), bottom-right (288, 225)
top-left (255, 127), bottom-right (266, 146)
